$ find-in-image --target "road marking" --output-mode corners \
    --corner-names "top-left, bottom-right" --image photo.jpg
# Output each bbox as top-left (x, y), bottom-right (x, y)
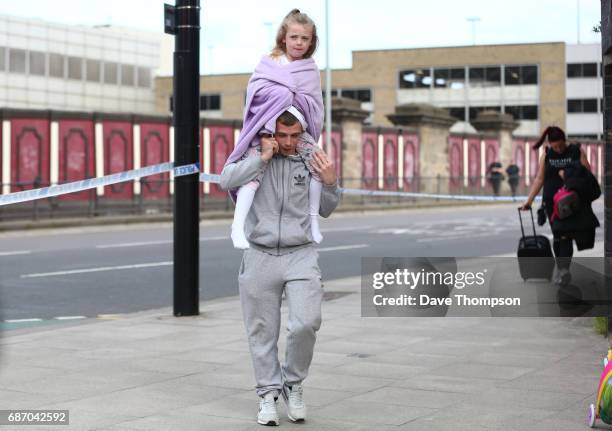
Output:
top-left (416, 232), bottom-right (497, 243)
top-left (318, 244), bottom-right (369, 252)
top-left (5, 318), bottom-right (42, 323)
top-left (96, 240), bottom-right (171, 249)
top-left (20, 261), bottom-right (172, 278)
top-left (0, 250), bottom-right (32, 256)
top-left (54, 316), bottom-right (87, 320)
top-left (96, 236), bottom-right (227, 249)
top-left (321, 226), bottom-right (372, 233)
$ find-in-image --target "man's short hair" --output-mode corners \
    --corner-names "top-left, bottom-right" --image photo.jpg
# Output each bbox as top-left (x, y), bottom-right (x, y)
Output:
top-left (277, 111), bottom-right (300, 127)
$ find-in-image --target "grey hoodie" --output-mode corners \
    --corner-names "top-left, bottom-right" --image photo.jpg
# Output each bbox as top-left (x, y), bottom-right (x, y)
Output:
top-left (220, 153), bottom-right (340, 256)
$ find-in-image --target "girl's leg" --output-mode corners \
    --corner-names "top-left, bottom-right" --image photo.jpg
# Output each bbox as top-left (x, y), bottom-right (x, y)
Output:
top-left (308, 179), bottom-right (323, 243)
top-left (232, 181), bottom-right (259, 249)
top-left (297, 133), bottom-right (324, 244)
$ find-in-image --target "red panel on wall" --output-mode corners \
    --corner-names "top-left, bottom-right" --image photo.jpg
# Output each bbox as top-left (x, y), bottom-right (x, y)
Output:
top-left (321, 130), bottom-right (342, 183)
top-left (512, 139), bottom-right (526, 186)
top-left (209, 125), bottom-right (234, 197)
top-left (448, 135), bottom-right (463, 190)
top-left (58, 119), bottom-right (95, 201)
top-left (381, 132), bottom-right (398, 190)
top-left (527, 140), bottom-right (539, 179)
top-left (403, 132), bottom-right (419, 191)
top-left (589, 144), bottom-right (599, 175)
top-left (361, 130), bottom-right (378, 190)
top-left (484, 139), bottom-right (499, 168)
top-left (0, 119), bottom-right (3, 192)
top-left (466, 138), bottom-right (480, 187)
top-left (140, 122), bottom-right (170, 200)
top-left (11, 118), bottom-right (50, 193)
top-left (103, 121), bottom-right (133, 199)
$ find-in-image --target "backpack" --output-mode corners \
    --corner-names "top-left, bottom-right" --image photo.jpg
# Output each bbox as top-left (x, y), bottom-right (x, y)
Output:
top-left (551, 187), bottom-right (581, 222)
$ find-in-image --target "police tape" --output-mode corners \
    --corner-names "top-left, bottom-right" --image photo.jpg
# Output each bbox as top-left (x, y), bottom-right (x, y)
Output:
top-left (0, 161), bottom-right (537, 206)
top-left (0, 162), bottom-right (199, 206)
top-left (337, 188), bottom-right (540, 203)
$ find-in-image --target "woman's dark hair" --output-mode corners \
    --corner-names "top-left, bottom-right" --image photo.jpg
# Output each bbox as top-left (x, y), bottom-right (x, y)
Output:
top-left (532, 126), bottom-right (566, 150)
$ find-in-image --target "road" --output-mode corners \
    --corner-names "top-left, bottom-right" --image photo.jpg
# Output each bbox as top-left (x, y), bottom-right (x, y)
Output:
top-left (0, 201), bottom-right (604, 327)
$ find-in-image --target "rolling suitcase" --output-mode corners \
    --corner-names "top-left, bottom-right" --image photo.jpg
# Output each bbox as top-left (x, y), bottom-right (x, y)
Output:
top-left (517, 207), bottom-right (554, 281)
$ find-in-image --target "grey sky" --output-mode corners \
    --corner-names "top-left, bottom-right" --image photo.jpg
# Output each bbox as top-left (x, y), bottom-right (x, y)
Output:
top-left (0, 0), bottom-right (601, 74)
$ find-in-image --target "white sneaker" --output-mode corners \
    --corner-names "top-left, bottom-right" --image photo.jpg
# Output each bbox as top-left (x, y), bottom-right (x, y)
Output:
top-left (282, 384), bottom-right (306, 422)
top-left (257, 393), bottom-right (279, 426)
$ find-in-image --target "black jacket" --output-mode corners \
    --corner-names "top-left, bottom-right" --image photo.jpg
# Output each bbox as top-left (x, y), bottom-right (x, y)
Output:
top-left (550, 161), bottom-right (600, 250)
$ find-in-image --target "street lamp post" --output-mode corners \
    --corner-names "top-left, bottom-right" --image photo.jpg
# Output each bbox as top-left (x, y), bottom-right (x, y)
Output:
top-left (466, 17), bottom-right (480, 46)
top-left (165, 0), bottom-right (201, 316)
top-left (325, 0), bottom-right (332, 160)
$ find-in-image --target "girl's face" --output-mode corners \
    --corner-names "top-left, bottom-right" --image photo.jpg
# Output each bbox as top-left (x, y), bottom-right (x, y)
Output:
top-left (283, 23), bottom-right (312, 61)
top-left (549, 140), bottom-right (566, 154)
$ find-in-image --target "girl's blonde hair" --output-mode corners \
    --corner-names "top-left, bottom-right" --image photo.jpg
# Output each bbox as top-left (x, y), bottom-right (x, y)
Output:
top-left (271, 9), bottom-right (318, 59)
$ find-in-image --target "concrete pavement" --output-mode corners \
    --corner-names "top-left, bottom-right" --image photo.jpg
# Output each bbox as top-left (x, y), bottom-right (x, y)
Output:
top-left (0, 266), bottom-right (609, 431)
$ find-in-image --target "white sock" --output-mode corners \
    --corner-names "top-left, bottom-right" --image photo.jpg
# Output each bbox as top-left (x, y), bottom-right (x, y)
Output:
top-left (232, 182), bottom-right (258, 249)
top-left (309, 179), bottom-right (323, 243)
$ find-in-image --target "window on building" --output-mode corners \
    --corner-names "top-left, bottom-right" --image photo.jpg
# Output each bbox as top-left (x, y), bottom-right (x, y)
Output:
top-left (399, 68), bottom-right (431, 88)
top-left (444, 107), bottom-right (466, 121)
top-left (200, 93), bottom-right (221, 110)
top-left (85, 59), bottom-right (99, 82)
top-left (120, 64), bottom-right (134, 86)
top-left (567, 98), bottom-right (598, 113)
top-left (567, 63), bottom-right (598, 78)
top-left (9, 48), bottom-right (26, 73)
top-left (0, 47), bottom-right (4, 71)
top-left (434, 68), bottom-right (465, 89)
top-left (469, 66), bottom-right (501, 87)
top-left (104, 62), bottom-right (118, 84)
top-left (49, 53), bottom-right (64, 78)
top-left (68, 56), bottom-right (82, 80)
top-left (504, 105), bottom-right (539, 120)
top-left (137, 67), bottom-right (151, 88)
top-left (469, 106), bottom-right (501, 121)
top-left (29, 51), bottom-right (46, 76)
top-left (338, 88), bottom-right (372, 102)
top-left (504, 65), bottom-right (538, 85)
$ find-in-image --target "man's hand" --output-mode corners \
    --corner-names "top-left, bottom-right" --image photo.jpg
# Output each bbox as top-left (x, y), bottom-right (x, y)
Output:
top-left (260, 134), bottom-right (278, 162)
top-left (312, 151), bottom-right (337, 185)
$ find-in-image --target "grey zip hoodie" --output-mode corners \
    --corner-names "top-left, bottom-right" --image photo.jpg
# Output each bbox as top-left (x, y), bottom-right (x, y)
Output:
top-left (220, 153), bottom-right (340, 256)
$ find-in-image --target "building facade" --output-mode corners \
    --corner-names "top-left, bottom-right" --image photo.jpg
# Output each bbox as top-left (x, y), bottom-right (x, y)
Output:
top-left (0, 14), bottom-right (162, 114)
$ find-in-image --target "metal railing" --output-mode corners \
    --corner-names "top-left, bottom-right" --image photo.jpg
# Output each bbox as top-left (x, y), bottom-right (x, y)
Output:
top-left (0, 175), bottom-right (533, 222)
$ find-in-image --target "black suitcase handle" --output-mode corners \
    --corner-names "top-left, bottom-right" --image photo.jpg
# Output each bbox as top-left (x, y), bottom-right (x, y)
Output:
top-left (517, 207), bottom-right (537, 239)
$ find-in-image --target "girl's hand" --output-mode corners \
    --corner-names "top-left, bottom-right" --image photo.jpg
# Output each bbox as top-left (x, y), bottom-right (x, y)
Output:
top-left (312, 151), bottom-right (337, 185)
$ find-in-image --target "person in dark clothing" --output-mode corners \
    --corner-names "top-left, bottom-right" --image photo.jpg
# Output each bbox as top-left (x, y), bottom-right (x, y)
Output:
top-left (550, 161), bottom-right (600, 250)
top-left (520, 126), bottom-right (594, 286)
top-left (487, 161), bottom-right (504, 196)
top-left (505, 164), bottom-right (520, 197)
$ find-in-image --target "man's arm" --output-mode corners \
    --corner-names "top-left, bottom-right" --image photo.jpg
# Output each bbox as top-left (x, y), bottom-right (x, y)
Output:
top-left (319, 182), bottom-right (340, 218)
top-left (219, 156), bottom-right (267, 191)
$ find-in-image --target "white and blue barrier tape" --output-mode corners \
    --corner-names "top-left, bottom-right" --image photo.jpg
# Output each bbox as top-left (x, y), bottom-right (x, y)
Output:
top-left (0, 162), bottom-right (199, 206)
top-left (338, 188), bottom-right (540, 203)
top-left (0, 161), bottom-right (536, 206)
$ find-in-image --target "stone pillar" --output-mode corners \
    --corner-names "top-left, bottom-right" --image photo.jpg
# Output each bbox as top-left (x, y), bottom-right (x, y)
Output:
top-left (331, 97), bottom-right (369, 185)
top-left (387, 103), bottom-right (455, 193)
top-left (471, 110), bottom-right (519, 169)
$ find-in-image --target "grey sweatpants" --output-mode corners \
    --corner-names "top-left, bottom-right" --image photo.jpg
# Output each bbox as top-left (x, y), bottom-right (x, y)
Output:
top-left (238, 246), bottom-right (323, 397)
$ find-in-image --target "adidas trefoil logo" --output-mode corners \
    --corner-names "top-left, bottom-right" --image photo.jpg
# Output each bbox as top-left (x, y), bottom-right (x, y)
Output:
top-left (294, 174), bottom-right (306, 186)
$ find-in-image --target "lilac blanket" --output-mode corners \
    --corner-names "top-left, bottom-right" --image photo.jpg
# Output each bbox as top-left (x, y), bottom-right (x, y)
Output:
top-left (224, 55), bottom-right (323, 166)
